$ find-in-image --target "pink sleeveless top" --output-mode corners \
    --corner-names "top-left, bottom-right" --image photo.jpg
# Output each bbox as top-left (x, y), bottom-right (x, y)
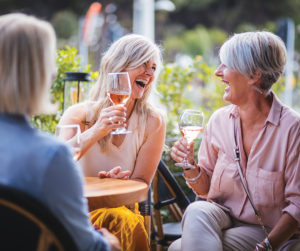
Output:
top-left (79, 101), bottom-right (146, 177)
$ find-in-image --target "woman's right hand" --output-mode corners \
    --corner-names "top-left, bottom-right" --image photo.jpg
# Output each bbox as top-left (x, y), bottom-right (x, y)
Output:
top-left (93, 104), bottom-right (127, 136)
top-left (98, 166), bottom-right (131, 179)
top-left (171, 137), bottom-right (195, 165)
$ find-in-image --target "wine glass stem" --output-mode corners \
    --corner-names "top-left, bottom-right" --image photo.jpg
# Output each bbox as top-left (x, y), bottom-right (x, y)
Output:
top-left (183, 138), bottom-right (193, 166)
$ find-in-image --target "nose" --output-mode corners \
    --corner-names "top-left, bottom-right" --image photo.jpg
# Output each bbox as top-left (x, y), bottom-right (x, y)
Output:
top-left (215, 64), bottom-right (224, 77)
top-left (144, 67), bottom-right (155, 76)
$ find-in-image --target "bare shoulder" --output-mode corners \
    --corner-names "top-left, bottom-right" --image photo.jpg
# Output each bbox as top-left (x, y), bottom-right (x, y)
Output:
top-left (59, 102), bottom-right (88, 125)
top-left (145, 109), bottom-right (166, 136)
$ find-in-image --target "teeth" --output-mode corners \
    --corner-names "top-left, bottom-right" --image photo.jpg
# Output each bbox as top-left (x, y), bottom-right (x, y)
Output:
top-left (136, 78), bottom-right (147, 84)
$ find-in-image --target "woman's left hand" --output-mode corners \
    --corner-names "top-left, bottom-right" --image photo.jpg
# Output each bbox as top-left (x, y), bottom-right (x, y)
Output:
top-left (98, 166), bottom-right (131, 179)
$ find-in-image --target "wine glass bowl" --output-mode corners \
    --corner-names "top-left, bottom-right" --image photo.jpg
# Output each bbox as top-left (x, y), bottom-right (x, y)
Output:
top-left (107, 72), bottom-right (132, 135)
top-left (55, 124), bottom-right (81, 161)
top-left (177, 109), bottom-right (204, 168)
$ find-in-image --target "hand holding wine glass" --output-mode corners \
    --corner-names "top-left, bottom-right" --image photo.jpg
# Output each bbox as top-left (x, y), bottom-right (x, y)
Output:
top-left (55, 124), bottom-right (82, 161)
top-left (175, 109), bottom-right (204, 169)
top-left (107, 72), bottom-right (132, 135)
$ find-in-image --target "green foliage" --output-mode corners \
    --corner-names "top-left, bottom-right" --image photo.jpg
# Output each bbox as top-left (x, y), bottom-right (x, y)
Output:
top-left (157, 64), bottom-right (193, 137)
top-left (32, 46), bottom-right (98, 133)
top-left (163, 26), bottom-right (227, 62)
top-left (157, 55), bottom-right (226, 140)
top-left (51, 10), bottom-right (78, 39)
top-left (236, 21), bottom-right (277, 34)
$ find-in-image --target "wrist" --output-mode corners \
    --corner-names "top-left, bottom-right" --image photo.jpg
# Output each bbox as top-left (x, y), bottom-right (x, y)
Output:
top-left (182, 159), bottom-right (197, 171)
top-left (255, 237), bottom-right (272, 251)
top-left (263, 237), bottom-right (273, 250)
top-left (184, 165), bottom-right (201, 184)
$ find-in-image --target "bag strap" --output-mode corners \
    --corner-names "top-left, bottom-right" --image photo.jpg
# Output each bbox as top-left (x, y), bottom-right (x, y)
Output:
top-left (233, 118), bottom-right (269, 237)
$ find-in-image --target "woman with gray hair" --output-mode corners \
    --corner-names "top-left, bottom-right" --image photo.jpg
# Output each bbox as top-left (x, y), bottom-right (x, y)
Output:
top-left (0, 13), bottom-right (120, 251)
top-left (58, 34), bottom-right (166, 250)
top-left (170, 31), bottom-right (300, 250)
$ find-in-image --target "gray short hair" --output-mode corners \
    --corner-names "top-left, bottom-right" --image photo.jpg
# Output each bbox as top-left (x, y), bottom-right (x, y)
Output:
top-left (0, 13), bottom-right (56, 115)
top-left (219, 31), bottom-right (287, 91)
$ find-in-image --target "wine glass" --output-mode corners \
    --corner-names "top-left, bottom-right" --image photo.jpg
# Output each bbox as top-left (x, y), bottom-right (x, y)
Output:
top-left (107, 72), bottom-right (132, 135)
top-left (55, 124), bottom-right (82, 161)
top-left (176, 109), bottom-right (204, 169)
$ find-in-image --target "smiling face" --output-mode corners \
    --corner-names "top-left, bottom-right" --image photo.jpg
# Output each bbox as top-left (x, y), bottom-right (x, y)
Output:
top-left (215, 64), bottom-right (253, 105)
top-left (126, 59), bottom-right (157, 99)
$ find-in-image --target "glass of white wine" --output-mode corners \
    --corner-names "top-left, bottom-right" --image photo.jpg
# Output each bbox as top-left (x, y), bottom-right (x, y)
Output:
top-left (176, 109), bottom-right (204, 169)
top-left (107, 72), bottom-right (132, 135)
top-left (55, 124), bottom-right (81, 161)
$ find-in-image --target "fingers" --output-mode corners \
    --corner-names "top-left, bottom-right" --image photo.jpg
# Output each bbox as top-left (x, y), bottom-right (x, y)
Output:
top-left (109, 167), bottom-right (131, 179)
top-left (110, 166), bottom-right (121, 175)
top-left (94, 106), bottom-right (127, 135)
top-left (98, 171), bottom-right (109, 178)
top-left (171, 137), bottom-right (195, 164)
top-left (116, 171), bottom-right (131, 179)
top-left (100, 106), bottom-right (127, 128)
top-left (99, 228), bottom-right (121, 251)
top-left (99, 167), bottom-right (131, 179)
top-left (171, 139), bottom-right (188, 162)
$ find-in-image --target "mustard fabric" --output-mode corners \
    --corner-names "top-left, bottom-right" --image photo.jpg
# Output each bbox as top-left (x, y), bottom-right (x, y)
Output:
top-left (90, 206), bottom-right (149, 251)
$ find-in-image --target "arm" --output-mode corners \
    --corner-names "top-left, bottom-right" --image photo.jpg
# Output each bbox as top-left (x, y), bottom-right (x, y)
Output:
top-left (41, 144), bottom-right (112, 251)
top-left (257, 124), bottom-right (300, 250)
top-left (255, 213), bottom-right (298, 250)
top-left (171, 120), bottom-right (217, 197)
top-left (130, 113), bottom-right (166, 186)
top-left (58, 102), bottom-right (126, 159)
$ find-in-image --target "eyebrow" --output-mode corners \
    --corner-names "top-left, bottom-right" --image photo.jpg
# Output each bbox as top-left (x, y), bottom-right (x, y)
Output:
top-left (146, 60), bottom-right (157, 66)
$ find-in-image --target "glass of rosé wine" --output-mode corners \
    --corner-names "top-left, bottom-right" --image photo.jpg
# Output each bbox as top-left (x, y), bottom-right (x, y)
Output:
top-left (176, 109), bottom-right (204, 169)
top-left (107, 72), bottom-right (132, 135)
top-left (55, 124), bottom-right (82, 161)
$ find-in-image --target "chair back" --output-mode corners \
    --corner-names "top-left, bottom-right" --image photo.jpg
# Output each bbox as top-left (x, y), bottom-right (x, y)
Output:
top-left (151, 160), bottom-right (191, 250)
top-left (157, 160), bottom-right (190, 210)
top-left (0, 184), bottom-right (79, 251)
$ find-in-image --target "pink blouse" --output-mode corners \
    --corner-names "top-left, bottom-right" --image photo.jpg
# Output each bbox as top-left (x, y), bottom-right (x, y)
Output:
top-left (196, 92), bottom-right (300, 229)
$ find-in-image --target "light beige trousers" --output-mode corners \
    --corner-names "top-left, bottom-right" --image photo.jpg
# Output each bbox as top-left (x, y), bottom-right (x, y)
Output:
top-left (168, 201), bottom-right (300, 251)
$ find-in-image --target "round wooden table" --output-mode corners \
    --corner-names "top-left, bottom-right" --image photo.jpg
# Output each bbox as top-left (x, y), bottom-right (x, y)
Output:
top-left (84, 177), bottom-right (148, 211)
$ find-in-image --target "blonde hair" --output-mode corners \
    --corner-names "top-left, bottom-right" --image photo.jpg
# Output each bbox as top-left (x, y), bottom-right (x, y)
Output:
top-left (89, 34), bottom-right (163, 151)
top-left (0, 13), bottom-right (56, 116)
top-left (219, 31), bottom-right (287, 91)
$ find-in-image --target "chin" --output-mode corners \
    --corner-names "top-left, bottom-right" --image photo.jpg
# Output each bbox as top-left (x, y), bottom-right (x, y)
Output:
top-left (132, 92), bottom-right (144, 99)
top-left (223, 93), bottom-right (233, 104)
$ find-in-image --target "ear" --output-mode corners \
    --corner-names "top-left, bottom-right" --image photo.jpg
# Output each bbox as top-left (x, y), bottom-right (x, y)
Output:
top-left (248, 71), bottom-right (262, 86)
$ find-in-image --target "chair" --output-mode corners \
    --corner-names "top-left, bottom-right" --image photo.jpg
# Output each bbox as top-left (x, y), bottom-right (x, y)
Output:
top-left (0, 184), bottom-right (78, 251)
top-left (151, 160), bottom-right (191, 251)
top-left (139, 189), bottom-right (152, 238)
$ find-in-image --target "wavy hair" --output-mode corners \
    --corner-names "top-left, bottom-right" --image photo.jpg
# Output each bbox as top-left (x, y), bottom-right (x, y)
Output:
top-left (88, 34), bottom-right (163, 151)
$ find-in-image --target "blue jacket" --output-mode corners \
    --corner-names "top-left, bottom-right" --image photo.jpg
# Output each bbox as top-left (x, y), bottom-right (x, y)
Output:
top-left (0, 114), bottom-right (109, 251)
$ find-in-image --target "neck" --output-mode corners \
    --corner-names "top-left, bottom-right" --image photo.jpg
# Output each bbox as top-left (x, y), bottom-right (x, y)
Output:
top-left (238, 92), bottom-right (273, 127)
top-left (125, 98), bottom-right (136, 120)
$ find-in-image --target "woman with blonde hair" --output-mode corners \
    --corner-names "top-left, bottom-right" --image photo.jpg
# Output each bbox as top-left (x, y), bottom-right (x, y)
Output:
top-left (58, 34), bottom-right (166, 250)
top-left (0, 13), bottom-right (120, 251)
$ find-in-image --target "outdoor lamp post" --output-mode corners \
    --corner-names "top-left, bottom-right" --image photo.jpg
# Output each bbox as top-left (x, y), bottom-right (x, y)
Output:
top-left (63, 71), bottom-right (91, 112)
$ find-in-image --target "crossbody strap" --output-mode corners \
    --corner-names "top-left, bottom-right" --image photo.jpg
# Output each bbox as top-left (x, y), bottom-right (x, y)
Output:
top-left (233, 119), bottom-right (269, 237)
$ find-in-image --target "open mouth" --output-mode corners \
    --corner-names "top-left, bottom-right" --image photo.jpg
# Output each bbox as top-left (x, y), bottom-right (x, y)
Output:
top-left (135, 79), bottom-right (147, 88)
